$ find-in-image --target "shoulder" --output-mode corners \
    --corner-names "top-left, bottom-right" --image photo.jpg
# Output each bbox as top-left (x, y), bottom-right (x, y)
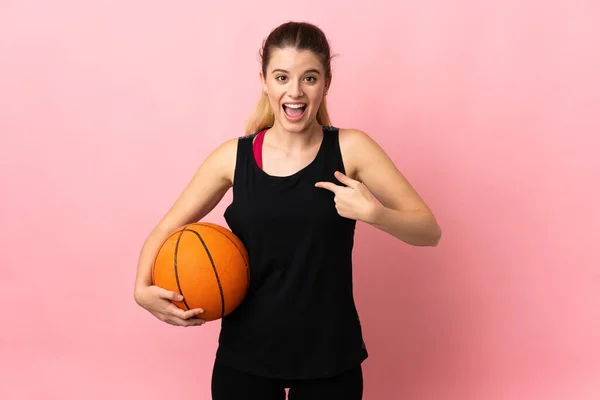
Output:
top-left (338, 127), bottom-right (376, 149)
top-left (337, 128), bottom-right (386, 180)
top-left (202, 136), bottom-right (242, 186)
top-left (212, 136), bottom-right (240, 158)
top-left (212, 131), bottom-right (260, 159)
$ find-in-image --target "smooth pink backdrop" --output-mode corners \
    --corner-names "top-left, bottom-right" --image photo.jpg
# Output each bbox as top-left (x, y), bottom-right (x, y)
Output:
top-left (1, 1), bottom-right (599, 399)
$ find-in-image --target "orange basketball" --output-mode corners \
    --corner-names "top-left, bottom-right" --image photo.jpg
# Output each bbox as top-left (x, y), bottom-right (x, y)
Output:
top-left (151, 222), bottom-right (249, 321)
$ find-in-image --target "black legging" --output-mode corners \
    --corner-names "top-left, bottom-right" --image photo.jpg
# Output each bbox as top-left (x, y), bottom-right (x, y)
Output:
top-left (211, 362), bottom-right (364, 400)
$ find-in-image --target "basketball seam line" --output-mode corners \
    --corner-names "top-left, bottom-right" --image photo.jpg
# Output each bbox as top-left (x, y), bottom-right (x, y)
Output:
top-left (152, 229), bottom-right (185, 285)
top-left (174, 230), bottom-right (191, 310)
top-left (185, 229), bottom-right (226, 318)
top-left (194, 223), bottom-right (250, 292)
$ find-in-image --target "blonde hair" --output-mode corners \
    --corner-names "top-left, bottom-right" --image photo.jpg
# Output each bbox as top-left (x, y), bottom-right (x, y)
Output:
top-left (245, 93), bottom-right (332, 135)
top-left (244, 21), bottom-right (334, 135)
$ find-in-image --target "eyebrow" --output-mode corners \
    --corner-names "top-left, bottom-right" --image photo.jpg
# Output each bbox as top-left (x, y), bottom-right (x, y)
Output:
top-left (271, 68), bottom-right (321, 75)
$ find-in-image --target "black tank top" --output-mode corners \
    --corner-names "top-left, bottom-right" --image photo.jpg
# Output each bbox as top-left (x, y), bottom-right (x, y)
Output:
top-left (217, 125), bottom-right (368, 379)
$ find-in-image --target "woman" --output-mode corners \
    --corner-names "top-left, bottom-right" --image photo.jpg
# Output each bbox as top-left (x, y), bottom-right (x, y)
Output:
top-left (134, 21), bottom-right (441, 400)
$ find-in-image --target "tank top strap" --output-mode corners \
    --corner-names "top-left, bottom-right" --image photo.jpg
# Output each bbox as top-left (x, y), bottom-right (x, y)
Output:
top-left (231, 132), bottom-right (258, 194)
top-left (319, 125), bottom-right (347, 175)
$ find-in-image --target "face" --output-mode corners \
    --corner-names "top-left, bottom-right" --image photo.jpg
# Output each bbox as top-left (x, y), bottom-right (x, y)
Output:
top-left (261, 47), bottom-right (328, 133)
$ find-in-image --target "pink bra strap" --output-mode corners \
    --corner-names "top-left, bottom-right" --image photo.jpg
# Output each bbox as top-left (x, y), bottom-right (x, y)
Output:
top-left (253, 129), bottom-right (267, 169)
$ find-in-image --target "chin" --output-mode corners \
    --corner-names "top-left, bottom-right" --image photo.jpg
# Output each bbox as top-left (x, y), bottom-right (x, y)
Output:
top-left (281, 121), bottom-right (309, 133)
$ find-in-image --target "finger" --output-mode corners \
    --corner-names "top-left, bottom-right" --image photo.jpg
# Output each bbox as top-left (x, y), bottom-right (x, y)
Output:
top-left (155, 286), bottom-right (184, 302)
top-left (314, 181), bottom-right (341, 193)
top-left (179, 316), bottom-right (206, 326)
top-left (165, 315), bottom-right (206, 327)
top-left (166, 303), bottom-right (205, 321)
top-left (164, 302), bottom-right (191, 319)
top-left (158, 311), bottom-right (204, 326)
top-left (181, 308), bottom-right (205, 320)
top-left (334, 171), bottom-right (360, 188)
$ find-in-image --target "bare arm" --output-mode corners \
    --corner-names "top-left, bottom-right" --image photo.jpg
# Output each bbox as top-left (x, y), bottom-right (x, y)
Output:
top-left (318, 129), bottom-right (441, 247)
top-left (134, 138), bottom-right (238, 299)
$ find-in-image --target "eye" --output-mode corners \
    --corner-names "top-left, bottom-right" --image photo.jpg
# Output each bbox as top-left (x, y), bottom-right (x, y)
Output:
top-left (275, 75), bottom-right (287, 82)
top-left (304, 76), bottom-right (317, 83)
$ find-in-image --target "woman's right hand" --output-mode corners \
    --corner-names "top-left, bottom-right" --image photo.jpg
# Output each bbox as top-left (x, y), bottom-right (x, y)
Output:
top-left (135, 285), bottom-right (206, 327)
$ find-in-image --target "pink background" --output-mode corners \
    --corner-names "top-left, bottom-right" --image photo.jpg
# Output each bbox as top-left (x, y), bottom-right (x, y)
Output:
top-left (1, 1), bottom-right (599, 399)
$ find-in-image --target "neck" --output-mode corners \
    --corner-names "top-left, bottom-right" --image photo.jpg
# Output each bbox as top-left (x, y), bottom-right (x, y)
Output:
top-left (267, 121), bottom-right (323, 152)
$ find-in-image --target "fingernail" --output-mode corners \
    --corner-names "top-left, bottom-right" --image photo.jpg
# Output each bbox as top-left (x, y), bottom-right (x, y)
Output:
top-left (177, 295), bottom-right (183, 301)
top-left (199, 309), bottom-right (204, 313)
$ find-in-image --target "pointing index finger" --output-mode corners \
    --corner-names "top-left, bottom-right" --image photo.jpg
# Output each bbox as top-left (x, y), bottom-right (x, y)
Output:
top-left (314, 181), bottom-right (341, 193)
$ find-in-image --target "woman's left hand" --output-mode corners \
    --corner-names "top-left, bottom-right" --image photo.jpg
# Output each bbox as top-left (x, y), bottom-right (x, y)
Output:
top-left (315, 171), bottom-right (381, 223)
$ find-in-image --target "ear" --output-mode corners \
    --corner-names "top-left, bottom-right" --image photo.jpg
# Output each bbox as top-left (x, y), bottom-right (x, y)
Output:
top-left (260, 71), bottom-right (267, 94)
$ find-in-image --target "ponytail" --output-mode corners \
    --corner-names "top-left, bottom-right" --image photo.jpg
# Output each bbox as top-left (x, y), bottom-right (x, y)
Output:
top-left (245, 93), bottom-right (275, 135)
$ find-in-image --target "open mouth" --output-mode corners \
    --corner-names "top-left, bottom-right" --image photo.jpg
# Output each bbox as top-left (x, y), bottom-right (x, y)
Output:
top-left (282, 103), bottom-right (307, 119)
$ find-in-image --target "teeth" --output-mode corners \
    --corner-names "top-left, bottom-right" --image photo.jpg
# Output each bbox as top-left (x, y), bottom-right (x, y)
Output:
top-left (284, 104), bottom-right (306, 109)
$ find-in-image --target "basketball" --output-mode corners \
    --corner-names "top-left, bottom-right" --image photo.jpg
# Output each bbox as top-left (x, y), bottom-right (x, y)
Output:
top-left (151, 222), bottom-right (249, 321)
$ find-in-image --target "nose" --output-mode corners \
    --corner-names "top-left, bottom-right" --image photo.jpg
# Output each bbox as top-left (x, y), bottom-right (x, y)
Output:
top-left (288, 80), bottom-right (303, 98)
